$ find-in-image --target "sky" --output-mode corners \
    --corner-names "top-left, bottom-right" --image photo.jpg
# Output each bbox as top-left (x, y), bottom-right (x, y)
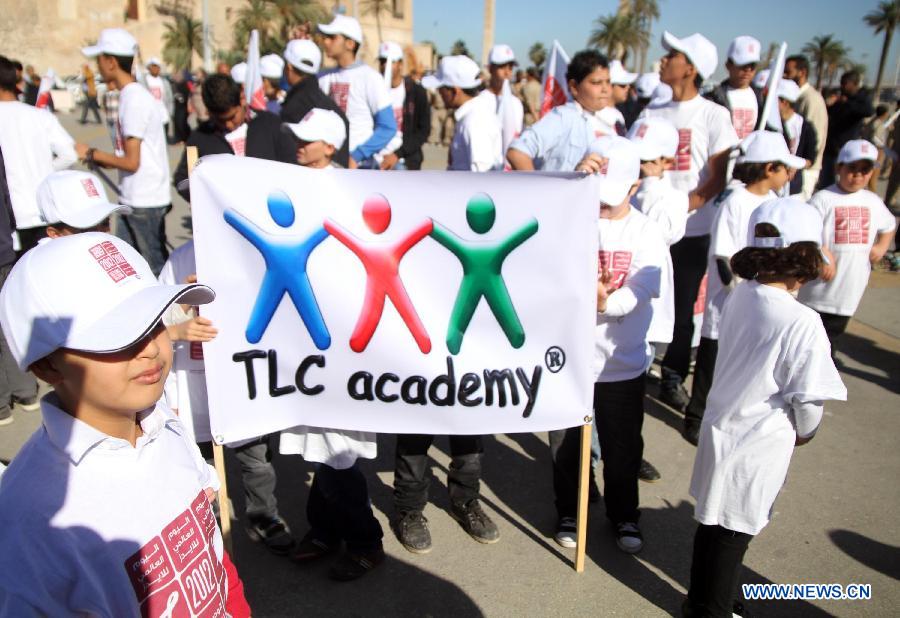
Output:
top-left (413, 0), bottom-right (900, 84)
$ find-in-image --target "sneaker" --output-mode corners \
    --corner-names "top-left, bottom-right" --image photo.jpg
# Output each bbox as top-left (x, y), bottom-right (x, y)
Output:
top-left (638, 459), bottom-right (661, 482)
top-left (393, 510), bottom-right (432, 554)
top-left (450, 499), bottom-right (500, 544)
top-left (682, 420), bottom-right (701, 447)
top-left (0, 408), bottom-right (12, 426)
top-left (245, 515), bottom-right (294, 555)
top-left (289, 533), bottom-right (336, 563)
top-left (12, 396), bottom-right (39, 412)
top-left (615, 522), bottom-right (643, 554)
top-left (328, 546), bottom-right (385, 581)
top-left (554, 517), bottom-right (577, 548)
top-left (660, 370), bottom-right (689, 411)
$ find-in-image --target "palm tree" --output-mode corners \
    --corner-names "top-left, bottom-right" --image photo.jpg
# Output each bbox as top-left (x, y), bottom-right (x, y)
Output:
top-left (450, 39), bottom-right (471, 57)
top-left (630, 0), bottom-right (659, 73)
top-left (802, 34), bottom-right (849, 89)
top-left (528, 42), bottom-right (547, 71)
top-left (266, 0), bottom-right (325, 52)
top-left (162, 14), bottom-right (202, 70)
top-left (361, 0), bottom-right (392, 46)
top-left (233, 0), bottom-right (276, 54)
top-left (588, 12), bottom-right (646, 64)
top-left (864, 0), bottom-right (900, 103)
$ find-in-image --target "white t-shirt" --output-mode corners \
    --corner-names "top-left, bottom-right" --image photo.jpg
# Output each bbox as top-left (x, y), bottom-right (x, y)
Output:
top-left (798, 186), bottom-right (897, 316)
top-left (702, 186), bottom-right (773, 339)
top-left (594, 207), bottom-right (664, 381)
top-left (449, 94), bottom-right (503, 172)
top-left (116, 82), bottom-right (171, 207)
top-left (725, 87), bottom-right (758, 139)
top-left (691, 282), bottom-right (846, 535)
top-left (632, 174), bottom-right (689, 343)
top-left (599, 106), bottom-right (626, 136)
top-left (144, 74), bottom-right (171, 122)
top-left (376, 81), bottom-right (406, 161)
top-left (0, 396), bottom-right (230, 615)
top-left (478, 87), bottom-right (525, 155)
top-left (784, 113), bottom-right (804, 157)
top-left (639, 94), bottom-right (740, 237)
top-left (0, 101), bottom-right (77, 229)
top-left (319, 62), bottom-right (393, 153)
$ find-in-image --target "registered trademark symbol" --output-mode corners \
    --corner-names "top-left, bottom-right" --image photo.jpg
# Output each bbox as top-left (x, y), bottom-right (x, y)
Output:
top-left (544, 346), bottom-right (566, 373)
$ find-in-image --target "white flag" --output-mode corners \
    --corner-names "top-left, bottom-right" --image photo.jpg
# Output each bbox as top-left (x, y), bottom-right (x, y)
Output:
top-left (498, 79), bottom-right (524, 156)
top-left (245, 30), bottom-right (267, 111)
top-left (34, 70), bottom-right (55, 109)
top-left (540, 40), bottom-right (571, 118)
top-left (757, 42), bottom-right (788, 133)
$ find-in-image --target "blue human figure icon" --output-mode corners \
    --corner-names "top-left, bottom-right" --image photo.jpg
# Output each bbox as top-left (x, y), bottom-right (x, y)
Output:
top-left (224, 190), bottom-right (331, 348)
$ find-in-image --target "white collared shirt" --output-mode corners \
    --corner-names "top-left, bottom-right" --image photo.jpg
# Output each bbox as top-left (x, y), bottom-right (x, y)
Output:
top-left (449, 93), bottom-right (503, 172)
top-left (0, 396), bottom-right (228, 615)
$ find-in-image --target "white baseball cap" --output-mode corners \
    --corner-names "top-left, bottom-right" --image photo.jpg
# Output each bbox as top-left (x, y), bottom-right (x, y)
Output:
top-left (661, 31), bottom-right (718, 80)
top-left (284, 39), bottom-right (321, 75)
top-left (838, 139), bottom-right (879, 164)
top-left (488, 44), bottom-right (516, 66)
top-left (609, 60), bottom-right (638, 86)
top-left (727, 36), bottom-right (761, 66)
top-left (288, 108), bottom-right (346, 150)
top-left (82, 28), bottom-right (138, 58)
top-left (318, 14), bottom-right (363, 44)
top-left (753, 68), bottom-right (770, 89)
top-left (587, 135), bottom-right (641, 206)
top-left (748, 197), bottom-right (825, 251)
top-left (777, 79), bottom-right (801, 103)
top-left (0, 232), bottom-right (215, 370)
top-left (649, 82), bottom-right (673, 107)
top-left (378, 42), bottom-right (404, 62)
top-left (145, 57), bottom-right (163, 68)
top-left (627, 117), bottom-right (679, 160)
top-left (37, 170), bottom-right (131, 229)
top-left (260, 54), bottom-right (285, 80)
top-left (634, 72), bottom-right (660, 98)
top-left (230, 62), bottom-right (247, 84)
top-left (421, 55), bottom-right (482, 90)
top-left (736, 131), bottom-right (807, 169)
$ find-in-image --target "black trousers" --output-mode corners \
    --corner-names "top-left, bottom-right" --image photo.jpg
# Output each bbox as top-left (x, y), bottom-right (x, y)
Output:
top-left (685, 337), bottom-right (719, 427)
top-left (816, 310), bottom-right (850, 352)
top-left (80, 95), bottom-right (101, 123)
top-left (688, 523), bottom-right (754, 617)
top-left (662, 234), bottom-right (710, 381)
top-left (393, 434), bottom-right (483, 512)
top-left (307, 462), bottom-right (383, 552)
top-left (551, 376), bottom-right (645, 523)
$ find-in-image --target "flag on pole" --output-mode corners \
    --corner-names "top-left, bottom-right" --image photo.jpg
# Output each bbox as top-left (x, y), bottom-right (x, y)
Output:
top-left (756, 42), bottom-right (788, 133)
top-left (498, 78), bottom-right (523, 157)
top-left (34, 70), bottom-right (55, 109)
top-left (540, 40), bottom-right (571, 118)
top-left (245, 30), bottom-right (267, 111)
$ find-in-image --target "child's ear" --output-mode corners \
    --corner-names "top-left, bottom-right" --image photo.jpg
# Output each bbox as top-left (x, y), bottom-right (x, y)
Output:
top-left (30, 355), bottom-right (64, 386)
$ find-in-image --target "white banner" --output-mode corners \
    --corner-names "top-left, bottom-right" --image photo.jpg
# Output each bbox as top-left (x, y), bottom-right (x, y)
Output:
top-left (190, 156), bottom-right (598, 443)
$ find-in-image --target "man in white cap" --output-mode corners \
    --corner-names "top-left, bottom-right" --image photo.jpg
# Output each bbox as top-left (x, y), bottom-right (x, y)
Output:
top-left (377, 42), bottom-right (430, 170)
top-left (639, 31), bottom-right (740, 412)
top-left (287, 108), bottom-right (347, 168)
top-left (281, 39), bottom-right (350, 167)
top-left (142, 57), bottom-right (174, 141)
top-left (318, 14), bottom-right (397, 168)
top-left (705, 36), bottom-right (763, 140)
top-left (75, 28), bottom-right (173, 276)
top-left (608, 59), bottom-right (638, 132)
top-left (479, 44), bottom-right (524, 156)
top-left (37, 170), bottom-right (131, 237)
top-left (423, 55), bottom-right (502, 171)
top-left (260, 53), bottom-right (286, 114)
top-left (784, 54), bottom-right (828, 196)
top-left (777, 79), bottom-right (818, 196)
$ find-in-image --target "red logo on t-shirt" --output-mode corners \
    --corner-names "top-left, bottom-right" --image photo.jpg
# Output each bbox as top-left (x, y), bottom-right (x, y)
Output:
top-left (330, 82), bottom-right (350, 113)
top-left (89, 241), bottom-right (137, 283)
top-left (834, 206), bottom-right (870, 244)
top-left (81, 178), bottom-right (100, 198)
top-left (675, 129), bottom-right (692, 171)
top-left (393, 106), bottom-right (404, 132)
top-left (732, 108), bottom-right (755, 139)
top-left (598, 250), bottom-right (632, 291)
top-left (150, 86), bottom-right (163, 101)
top-left (693, 274), bottom-right (708, 315)
top-left (635, 124), bottom-right (649, 139)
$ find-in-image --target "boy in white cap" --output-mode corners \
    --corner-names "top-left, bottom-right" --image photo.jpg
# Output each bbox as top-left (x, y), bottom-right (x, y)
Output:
top-left (480, 44), bottom-right (524, 156)
top-left (551, 136), bottom-right (665, 553)
top-left (423, 55), bottom-right (503, 171)
top-left (685, 198), bottom-right (846, 618)
top-left (376, 41), bottom-right (431, 170)
top-left (777, 79), bottom-right (818, 196)
top-left (705, 36), bottom-right (763, 140)
top-left (37, 169), bottom-right (131, 237)
top-left (75, 28), bottom-right (173, 277)
top-left (798, 139), bottom-right (897, 351)
top-left (639, 31), bottom-right (740, 412)
top-left (608, 59), bottom-right (638, 132)
top-left (287, 108), bottom-right (347, 168)
top-left (683, 131), bottom-right (807, 446)
top-left (142, 57), bottom-right (174, 140)
top-left (260, 53), bottom-right (285, 114)
top-left (0, 232), bottom-right (251, 615)
top-left (318, 14), bottom-right (397, 168)
top-left (281, 38), bottom-right (350, 167)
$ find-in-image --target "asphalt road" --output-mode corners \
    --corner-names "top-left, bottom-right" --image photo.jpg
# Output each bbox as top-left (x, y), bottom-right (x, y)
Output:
top-left (1, 112), bottom-right (898, 617)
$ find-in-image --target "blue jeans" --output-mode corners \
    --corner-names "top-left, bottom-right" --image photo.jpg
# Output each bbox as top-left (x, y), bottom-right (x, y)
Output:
top-left (307, 462), bottom-right (383, 552)
top-left (115, 205), bottom-right (171, 276)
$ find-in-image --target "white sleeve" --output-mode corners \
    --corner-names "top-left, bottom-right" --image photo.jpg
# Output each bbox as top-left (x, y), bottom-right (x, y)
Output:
top-left (790, 399), bottom-right (824, 439)
top-left (779, 317), bottom-right (847, 405)
top-left (873, 197), bottom-right (897, 233)
top-left (45, 113), bottom-right (77, 171)
top-left (366, 71), bottom-right (393, 114)
top-left (708, 105), bottom-right (740, 155)
top-left (808, 191), bottom-right (831, 245)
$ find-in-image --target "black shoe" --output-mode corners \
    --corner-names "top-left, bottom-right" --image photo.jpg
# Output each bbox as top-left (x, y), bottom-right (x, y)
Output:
top-left (638, 459), bottom-right (661, 482)
top-left (393, 510), bottom-right (432, 554)
top-left (660, 371), bottom-right (689, 411)
top-left (245, 515), bottom-right (294, 555)
top-left (12, 396), bottom-right (39, 412)
top-left (615, 521), bottom-right (643, 554)
top-left (682, 420), bottom-right (700, 446)
top-left (450, 499), bottom-right (500, 544)
top-left (289, 533), bottom-right (336, 563)
top-left (328, 546), bottom-right (385, 581)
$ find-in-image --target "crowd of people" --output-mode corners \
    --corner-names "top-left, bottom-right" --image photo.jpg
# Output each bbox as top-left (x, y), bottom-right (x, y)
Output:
top-left (0, 13), bottom-right (897, 617)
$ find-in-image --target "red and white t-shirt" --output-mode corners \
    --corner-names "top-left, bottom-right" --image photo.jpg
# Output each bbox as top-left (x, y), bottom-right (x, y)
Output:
top-left (594, 207), bottom-right (665, 381)
top-left (318, 62), bottom-right (393, 152)
top-left (799, 186), bottom-right (897, 316)
top-left (725, 87), bottom-right (758, 139)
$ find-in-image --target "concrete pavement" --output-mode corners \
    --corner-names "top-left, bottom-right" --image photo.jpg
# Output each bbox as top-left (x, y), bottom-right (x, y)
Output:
top-left (0, 112), bottom-right (898, 617)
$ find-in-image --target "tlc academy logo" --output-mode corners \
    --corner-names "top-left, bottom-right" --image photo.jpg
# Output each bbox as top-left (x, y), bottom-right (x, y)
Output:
top-left (224, 191), bottom-right (539, 356)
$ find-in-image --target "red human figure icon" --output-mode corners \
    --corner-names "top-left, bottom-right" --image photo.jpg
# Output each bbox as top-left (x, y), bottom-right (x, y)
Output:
top-left (324, 194), bottom-right (434, 353)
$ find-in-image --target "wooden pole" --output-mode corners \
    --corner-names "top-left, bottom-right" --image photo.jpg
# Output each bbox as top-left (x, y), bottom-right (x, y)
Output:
top-left (482, 0), bottom-right (495, 68)
top-left (185, 145), bottom-right (234, 556)
top-left (574, 422), bottom-right (592, 572)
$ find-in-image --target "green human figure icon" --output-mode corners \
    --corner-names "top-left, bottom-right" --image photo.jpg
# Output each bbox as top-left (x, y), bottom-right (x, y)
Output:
top-left (430, 193), bottom-right (539, 355)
